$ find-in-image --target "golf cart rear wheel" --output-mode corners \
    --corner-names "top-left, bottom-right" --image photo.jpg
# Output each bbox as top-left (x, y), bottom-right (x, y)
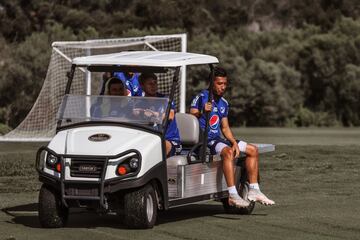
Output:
top-left (38, 184), bottom-right (69, 228)
top-left (222, 182), bottom-right (255, 215)
top-left (123, 183), bottom-right (157, 229)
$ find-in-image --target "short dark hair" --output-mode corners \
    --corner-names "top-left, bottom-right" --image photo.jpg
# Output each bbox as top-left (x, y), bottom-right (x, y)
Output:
top-left (139, 73), bottom-right (158, 85)
top-left (214, 66), bottom-right (227, 78)
top-left (107, 77), bottom-right (124, 91)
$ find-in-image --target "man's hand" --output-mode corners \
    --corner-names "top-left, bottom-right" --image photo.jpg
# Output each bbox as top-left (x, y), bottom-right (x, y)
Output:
top-left (231, 141), bottom-right (240, 158)
top-left (133, 108), bottom-right (159, 119)
top-left (133, 108), bottom-right (141, 116)
top-left (144, 109), bottom-right (159, 118)
top-left (204, 102), bottom-right (212, 112)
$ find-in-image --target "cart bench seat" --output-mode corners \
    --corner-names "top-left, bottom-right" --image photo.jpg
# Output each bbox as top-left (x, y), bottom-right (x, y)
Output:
top-left (168, 113), bottom-right (275, 166)
top-left (167, 143), bottom-right (275, 166)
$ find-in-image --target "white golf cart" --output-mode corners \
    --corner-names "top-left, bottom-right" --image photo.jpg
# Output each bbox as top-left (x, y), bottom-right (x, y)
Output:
top-left (35, 51), bottom-right (274, 229)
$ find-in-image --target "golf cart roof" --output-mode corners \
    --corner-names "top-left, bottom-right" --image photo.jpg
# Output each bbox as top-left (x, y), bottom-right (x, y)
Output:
top-left (72, 51), bottom-right (219, 67)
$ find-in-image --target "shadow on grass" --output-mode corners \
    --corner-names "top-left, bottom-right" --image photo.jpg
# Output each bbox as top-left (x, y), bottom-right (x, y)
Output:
top-left (2, 202), bottom-right (266, 229)
top-left (3, 203), bottom-right (38, 215)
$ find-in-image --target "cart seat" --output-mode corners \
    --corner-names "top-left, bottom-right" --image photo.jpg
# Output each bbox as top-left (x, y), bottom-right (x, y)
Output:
top-left (167, 113), bottom-right (200, 166)
top-left (176, 113), bottom-right (200, 146)
top-left (168, 113), bottom-right (276, 166)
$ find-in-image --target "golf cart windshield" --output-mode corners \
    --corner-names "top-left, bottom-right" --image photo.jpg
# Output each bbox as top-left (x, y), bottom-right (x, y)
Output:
top-left (57, 95), bottom-right (169, 129)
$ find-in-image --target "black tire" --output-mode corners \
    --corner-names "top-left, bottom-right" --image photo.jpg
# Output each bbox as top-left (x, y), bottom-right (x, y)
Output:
top-left (222, 182), bottom-right (255, 214)
top-left (38, 184), bottom-right (69, 228)
top-left (123, 184), bottom-right (157, 229)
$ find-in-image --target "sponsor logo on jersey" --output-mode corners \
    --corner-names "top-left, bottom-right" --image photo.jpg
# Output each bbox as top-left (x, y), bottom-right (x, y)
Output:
top-left (209, 114), bottom-right (220, 130)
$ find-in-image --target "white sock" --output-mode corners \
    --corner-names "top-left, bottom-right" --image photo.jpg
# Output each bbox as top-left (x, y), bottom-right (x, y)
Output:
top-left (228, 186), bottom-right (238, 195)
top-left (249, 183), bottom-right (260, 190)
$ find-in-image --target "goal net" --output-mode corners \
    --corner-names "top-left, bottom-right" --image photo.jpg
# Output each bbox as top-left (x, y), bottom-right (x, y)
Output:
top-left (1, 34), bottom-right (187, 141)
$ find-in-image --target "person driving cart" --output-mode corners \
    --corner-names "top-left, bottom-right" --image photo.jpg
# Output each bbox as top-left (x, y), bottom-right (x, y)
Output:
top-left (190, 67), bottom-right (275, 208)
top-left (135, 73), bottom-right (182, 157)
top-left (92, 77), bottom-right (132, 118)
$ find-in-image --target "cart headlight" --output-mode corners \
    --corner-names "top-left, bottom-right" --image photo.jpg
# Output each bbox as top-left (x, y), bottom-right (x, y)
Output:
top-left (116, 156), bottom-right (140, 176)
top-left (46, 153), bottom-right (61, 173)
top-left (129, 158), bottom-right (139, 169)
top-left (46, 154), bottom-right (58, 166)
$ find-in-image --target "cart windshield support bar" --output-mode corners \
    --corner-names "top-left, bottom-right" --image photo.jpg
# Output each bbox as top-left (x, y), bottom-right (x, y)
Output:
top-left (200, 64), bottom-right (215, 163)
top-left (57, 65), bottom-right (76, 128)
top-left (163, 67), bottom-right (180, 131)
top-left (65, 64), bottom-right (76, 95)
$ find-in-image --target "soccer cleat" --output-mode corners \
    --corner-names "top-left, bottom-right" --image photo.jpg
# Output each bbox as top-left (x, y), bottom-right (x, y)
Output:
top-left (228, 194), bottom-right (250, 208)
top-left (247, 189), bottom-right (275, 206)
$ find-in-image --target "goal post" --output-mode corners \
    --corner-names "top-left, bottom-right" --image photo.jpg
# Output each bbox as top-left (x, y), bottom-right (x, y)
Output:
top-left (0, 33), bottom-right (187, 142)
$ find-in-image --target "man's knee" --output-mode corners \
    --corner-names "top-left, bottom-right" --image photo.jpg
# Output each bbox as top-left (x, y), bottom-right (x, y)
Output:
top-left (221, 147), bottom-right (233, 161)
top-left (246, 144), bottom-right (259, 157)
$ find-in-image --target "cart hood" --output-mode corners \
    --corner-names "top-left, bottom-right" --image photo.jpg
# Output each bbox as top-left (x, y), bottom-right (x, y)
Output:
top-left (48, 125), bottom-right (161, 156)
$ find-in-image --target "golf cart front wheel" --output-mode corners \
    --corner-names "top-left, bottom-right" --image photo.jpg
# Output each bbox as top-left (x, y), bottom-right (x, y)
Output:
top-left (222, 182), bottom-right (255, 215)
top-left (123, 183), bottom-right (157, 229)
top-left (38, 184), bottom-right (69, 228)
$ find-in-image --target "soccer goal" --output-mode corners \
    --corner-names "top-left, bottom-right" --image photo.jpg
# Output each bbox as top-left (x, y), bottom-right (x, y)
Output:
top-left (1, 34), bottom-right (187, 141)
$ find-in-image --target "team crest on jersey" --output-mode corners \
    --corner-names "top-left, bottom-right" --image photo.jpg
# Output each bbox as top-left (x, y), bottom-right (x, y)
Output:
top-left (220, 107), bottom-right (225, 113)
top-left (209, 115), bottom-right (220, 130)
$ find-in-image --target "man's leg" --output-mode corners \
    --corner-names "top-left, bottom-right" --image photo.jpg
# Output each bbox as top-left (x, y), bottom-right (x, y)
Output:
top-left (218, 145), bottom-right (249, 208)
top-left (245, 144), bottom-right (259, 184)
top-left (245, 144), bottom-right (275, 205)
top-left (221, 146), bottom-right (235, 187)
top-left (166, 140), bottom-right (182, 157)
top-left (165, 140), bottom-right (172, 157)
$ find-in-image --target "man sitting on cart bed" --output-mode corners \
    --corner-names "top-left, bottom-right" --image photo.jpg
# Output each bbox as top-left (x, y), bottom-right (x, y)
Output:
top-left (135, 73), bottom-right (182, 158)
top-left (190, 67), bottom-right (275, 208)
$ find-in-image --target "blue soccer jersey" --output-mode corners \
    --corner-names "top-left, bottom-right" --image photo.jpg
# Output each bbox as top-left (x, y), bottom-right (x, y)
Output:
top-left (156, 93), bottom-right (180, 142)
top-left (114, 72), bottom-right (143, 96)
top-left (190, 90), bottom-right (229, 141)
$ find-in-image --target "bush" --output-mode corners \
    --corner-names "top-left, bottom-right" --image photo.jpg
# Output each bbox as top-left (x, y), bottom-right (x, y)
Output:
top-left (0, 123), bottom-right (11, 135)
top-left (292, 106), bottom-right (339, 127)
top-left (2, 2), bottom-right (360, 127)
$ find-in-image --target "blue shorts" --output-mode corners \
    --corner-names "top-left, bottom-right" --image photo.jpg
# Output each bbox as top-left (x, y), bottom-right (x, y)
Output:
top-left (168, 140), bottom-right (182, 157)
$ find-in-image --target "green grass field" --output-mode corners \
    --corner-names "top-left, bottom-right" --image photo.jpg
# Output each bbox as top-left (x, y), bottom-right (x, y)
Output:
top-left (0, 128), bottom-right (360, 240)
